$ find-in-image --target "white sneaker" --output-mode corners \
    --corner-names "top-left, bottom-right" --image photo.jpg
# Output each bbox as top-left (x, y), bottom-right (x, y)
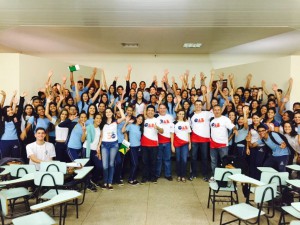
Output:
top-left (209, 177), bottom-right (215, 183)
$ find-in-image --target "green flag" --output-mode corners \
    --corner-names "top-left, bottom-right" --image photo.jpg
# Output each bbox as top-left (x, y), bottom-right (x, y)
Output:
top-left (119, 140), bottom-right (130, 155)
top-left (69, 65), bottom-right (80, 72)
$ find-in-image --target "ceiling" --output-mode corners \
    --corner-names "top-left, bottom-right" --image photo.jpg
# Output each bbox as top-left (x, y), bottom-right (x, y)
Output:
top-left (1, 0), bottom-right (300, 54)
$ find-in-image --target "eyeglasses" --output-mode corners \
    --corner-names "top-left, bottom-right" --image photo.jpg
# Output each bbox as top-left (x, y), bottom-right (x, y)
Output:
top-left (258, 130), bottom-right (266, 133)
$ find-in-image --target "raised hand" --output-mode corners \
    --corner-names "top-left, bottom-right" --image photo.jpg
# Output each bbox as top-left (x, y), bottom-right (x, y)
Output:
top-left (20, 92), bottom-right (28, 98)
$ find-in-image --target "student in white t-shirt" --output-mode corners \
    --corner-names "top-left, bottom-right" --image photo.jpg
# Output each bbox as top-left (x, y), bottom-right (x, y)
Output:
top-left (210, 105), bottom-right (237, 178)
top-left (26, 127), bottom-right (56, 170)
top-left (171, 109), bottom-right (191, 182)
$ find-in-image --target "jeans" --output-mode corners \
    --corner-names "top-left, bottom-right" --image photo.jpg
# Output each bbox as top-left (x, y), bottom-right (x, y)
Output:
top-left (114, 146), bottom-right (125, 182)
top-left (87, 149), bottom-right (103, 182)
top-left (0, 140), bottom-right (21, 159)
top-left (190, 142), bottom-right (209, 177)
top-left (102, 141), bottom-right (118, 184)
top-left (142, 146), bottom-right (158, 180)
top-left (156, 142), bottom-right (172, 178)
top-left (175, 144), bottom-right (189, 177)
top-left (210, 147), bottom-right (228, 176)
top-left (129, 146), bottom-right (140, 181)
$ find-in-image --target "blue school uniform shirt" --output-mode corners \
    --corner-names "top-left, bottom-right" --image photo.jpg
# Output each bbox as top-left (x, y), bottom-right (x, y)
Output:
top-left (28, 116), bottom-right (50, 132)
top-left (1, 121), bottom-right (18, 140)
top-left (117, 121), bottom-right (125, 144)
top-left (71, 86), bottom-right (88, 98)
top-left (257, 132), bottom-right (289, 156)
top-left (67, 123), bottom-right (84, 149)
top-left (86, 118), bottom-right (94, 126)
top-left (77, 99), bottom-right (92, 113)
top-left (126, 124), bottom-right (142, 147)
top-left (234, 125), bottom-right (248, 146)
top-left (48, 116), bottom-right (57, 138)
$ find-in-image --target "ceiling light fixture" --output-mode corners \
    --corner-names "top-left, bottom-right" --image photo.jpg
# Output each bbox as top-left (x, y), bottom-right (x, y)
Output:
top-left (183, 43), bottom-right (202, 48)
top-left (121, 43), bottom-right (139, 48)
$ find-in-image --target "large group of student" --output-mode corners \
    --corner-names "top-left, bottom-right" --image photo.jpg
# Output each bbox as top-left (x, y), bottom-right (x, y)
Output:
top-left (0, 66), bottom-right (299, 191)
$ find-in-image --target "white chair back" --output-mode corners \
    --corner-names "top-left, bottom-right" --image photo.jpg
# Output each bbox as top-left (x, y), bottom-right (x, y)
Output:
top-left (40, 161), bottom-right (67, 174)
top-left (34, 171), bottom-right (64, 187)
top-left (260, 171), bottom-right (289, 186)
top-left (214, 168), bottom-right (242, 181)
top-left (290, 221), bottom-right (300, 225)
top-left (10, 164), bottom-right (36, 177)
top-left (254, 183), bottom-right (277, 203)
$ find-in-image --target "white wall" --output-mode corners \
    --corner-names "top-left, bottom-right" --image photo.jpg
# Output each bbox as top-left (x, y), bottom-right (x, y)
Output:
top-left (0, 53), bottom-right (20, 105)
top-left (33, 53), bottom-right (213, 87)
top-left (290, 56), bottom-right (300, 107)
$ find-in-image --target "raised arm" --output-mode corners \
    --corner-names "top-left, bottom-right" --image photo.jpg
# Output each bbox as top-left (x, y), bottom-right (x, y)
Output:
top-left (69, 69), bottom-right (75, 87)
top-left (200, 72), bottom-right (206, 87)
top-left (116, 102), bottom-right (126, 123)
top-left (209, 69), bottom-right (215, 91)
top-left (191, 74), bottom-right (196, 88)
top-left (125, 65), bottom-right (132, 97)
top-left (0, 90), bottom-right (6, 109)
top-left (45, 97), bottom-right (54, 121)
top-left (91, 83), bottom-right (102, 103)
top-left (284, 77), bottom-right (293, 99)
top-left (101, 69), bottom-right (109, 92)
top-left (243, 107), bottom-right (249, 130)
top-left (9, 90), bottom-right (17, 107)
top-left (85, 68), bottom-right (97, 88)
top-left (245, 74), bottom-right (252, 89)
top-left (261, 80), bottom-right (270, 97)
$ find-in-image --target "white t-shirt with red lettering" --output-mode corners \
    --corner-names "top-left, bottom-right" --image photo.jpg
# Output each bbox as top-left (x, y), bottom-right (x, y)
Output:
top-left (141, 117), bottom-right (160, 147)
top-left (172, 121), bottom-right (191, 147)
top-left (189, 111), bottom-right (213, 142)
top-left (157, 114), bottom-right (174, 144)
top-left (210, 116), bottom-right (235, 148)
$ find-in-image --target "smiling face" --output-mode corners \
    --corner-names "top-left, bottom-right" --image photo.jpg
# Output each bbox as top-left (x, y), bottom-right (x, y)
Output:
top-left (37, 106), bottom-right (45, 116)
top-left (283, 122), bottom-right (292, 135)
top-left (136, 115), bottom-right (144, 125)
top-left (94, 114), bottom-right (102, 126)
top-left (176, 110), bottom-right (185, 121)
top-left (60, 110), bottom-right (68, 121)
top-left (25, 105), bottom-right (33, 116)
top-left (6, 107), bottom-right (14, 117)
top-left (105, 108), bottom-right (113, 119)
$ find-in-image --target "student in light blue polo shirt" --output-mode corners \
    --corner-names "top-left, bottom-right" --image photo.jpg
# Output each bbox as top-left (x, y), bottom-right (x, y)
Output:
top-left (122, 114), bottom-right (144, 185)
top-left (256, 125), bottom-right (289, 172)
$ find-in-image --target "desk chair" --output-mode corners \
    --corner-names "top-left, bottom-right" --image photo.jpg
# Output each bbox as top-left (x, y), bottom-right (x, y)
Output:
top-left (12, 211), bottom-right (56, 225)
top-left (40, 162), bottom-right (67, 174)
top-left (0, 165), bottom-right (36, 218)
top-left (220, 183), bottom-right (277, 225)
top-left (34, 171), bottom-right (80, 219)
top-left (207, 167), bottom-right (241, 221)
top-left (291, 221), bottom-right (300, 225)
top-left (31, 191), bottom-right (82, 225)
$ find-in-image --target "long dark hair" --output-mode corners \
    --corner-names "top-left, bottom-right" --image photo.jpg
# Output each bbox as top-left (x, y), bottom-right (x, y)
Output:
top-left (282, 121), bottom-right (298, 137)
top-left (100, 107), bottom-right (115, 129)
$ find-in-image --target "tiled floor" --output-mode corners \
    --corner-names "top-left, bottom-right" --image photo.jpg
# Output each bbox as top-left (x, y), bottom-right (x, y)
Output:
top-left (41, 177), bottom-right (295, 225)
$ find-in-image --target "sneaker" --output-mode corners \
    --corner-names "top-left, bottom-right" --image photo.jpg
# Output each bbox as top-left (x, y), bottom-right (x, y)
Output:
top-left (141, 178), bottom-right (147, 184)
top-left (107, 185), bottom-right (114, 191)
top-left (151, 178), bottom-right (158, 184)
top-left (87, 184), bottom-right (97, 192)
top-left (189, 176), bottom-right (196, 181)
top-left (128, 180), bottom-right (139, 186)
top-left (181, 177), bottom-right (186, 183)
top-left (165, 176), bottom-right (173, 181)
top-left (116, 180), bottom-right (124, 186)
top-left (177, 177), bottom-right (181, 182)
top-left (101, 183), bottom-right (108, 190)
top-left (202, 177), bottom-right (209, 182)
top-left (209, 177), bottom-right (215, 183)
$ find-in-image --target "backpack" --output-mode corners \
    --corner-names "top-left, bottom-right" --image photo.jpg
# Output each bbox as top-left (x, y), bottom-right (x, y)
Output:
top-left (261, 131), bottom-right (295, 155)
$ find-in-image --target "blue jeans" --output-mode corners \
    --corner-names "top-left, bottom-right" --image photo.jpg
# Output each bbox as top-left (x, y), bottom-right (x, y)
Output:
top-left (129, 146), bottom-right (140, 181)
top-left (156, 142), bottom-right (172, 177)
top-left (210, 147), bottom-right (228, 176)
top-left (190, 142), bottom-right (209, 177)
top-left (142, 146), bottom-right (158, 180)
top-left (175, 144), bottom-right (189, 177)
top-left (101, 141), bottom-right (118, 184)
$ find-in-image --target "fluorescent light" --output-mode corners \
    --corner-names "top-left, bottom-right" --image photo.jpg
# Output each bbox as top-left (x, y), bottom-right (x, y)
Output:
top-left (183, 43), bottom-right (202, 48)
top-left (121, 43), bottom-right (139, 48)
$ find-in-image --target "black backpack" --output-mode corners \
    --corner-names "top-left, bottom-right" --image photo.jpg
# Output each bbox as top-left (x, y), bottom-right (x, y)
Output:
top-left (261, 131), bottom-right (295, 155)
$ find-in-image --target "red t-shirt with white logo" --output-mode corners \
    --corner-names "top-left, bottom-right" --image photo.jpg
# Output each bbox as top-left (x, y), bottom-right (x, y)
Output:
top-left (210, 116), bottom-right (235, 148)
top-left (189, 111), bottom-right (213, 143)
top-left (172, 121), bottom-right (191, 147)
top-left (157, 114), bottom-right (174, 144)
top-left (141, 117), bottom-right (159, 147)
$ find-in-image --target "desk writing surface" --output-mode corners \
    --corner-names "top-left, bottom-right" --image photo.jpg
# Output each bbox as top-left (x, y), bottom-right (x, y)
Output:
top-left (0, 165), bottom-right (11, 176)
top-left (31, 191), bottom-right (82, 211)
top-left (74, 158), bottom-right (89, 166)
top-left (0, 173), bottom-right (34, 186)
top-left (12, 211), bottom-right (56, 225)
top-left (257, 167), bottom-right (278, 173)
top-left (73, 166), bottom-right (93, 180)
top-left (286, 165), bottom-right (300, 171)
top-left (291, 202), bottom-right (300, 212)
top-left (228, 174), bottom-right (265, 186)
top-left (286, 179), bottom-right (300, 188)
